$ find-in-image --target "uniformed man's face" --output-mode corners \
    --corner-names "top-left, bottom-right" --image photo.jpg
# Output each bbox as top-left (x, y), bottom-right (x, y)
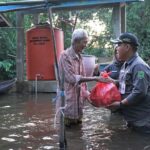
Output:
top-left (114, 49), bottom-right (120, 61)
top-left (116, 43), bottom-right (128, 61)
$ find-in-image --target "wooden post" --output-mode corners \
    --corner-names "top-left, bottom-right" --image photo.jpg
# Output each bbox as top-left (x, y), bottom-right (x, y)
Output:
top-left (33, 13), bottom-right (39, 25)
top-left (121, 3), bottom-right (126, 33)
top-left (16, 12), bottom-right (24, 81)
top-left (112, 4), bottom-right (121, 38)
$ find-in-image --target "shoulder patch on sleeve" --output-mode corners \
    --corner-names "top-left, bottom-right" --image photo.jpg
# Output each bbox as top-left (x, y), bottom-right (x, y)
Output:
top-left (137, 71), bottom-right (145, 79)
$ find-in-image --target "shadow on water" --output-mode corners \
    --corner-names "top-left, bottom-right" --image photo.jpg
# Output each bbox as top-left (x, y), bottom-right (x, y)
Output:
top-left (0, 93), bottom-right (150, 150)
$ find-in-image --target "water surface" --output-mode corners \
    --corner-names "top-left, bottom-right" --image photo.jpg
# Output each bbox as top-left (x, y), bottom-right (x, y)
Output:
top-left (0, 93), bottom-right (150, 150)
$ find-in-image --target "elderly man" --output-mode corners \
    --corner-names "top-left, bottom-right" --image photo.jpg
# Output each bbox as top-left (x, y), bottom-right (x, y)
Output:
top-left (58, 28), bottom-right (109, 127)
top-left (108, 32), bottom-right (150, 134)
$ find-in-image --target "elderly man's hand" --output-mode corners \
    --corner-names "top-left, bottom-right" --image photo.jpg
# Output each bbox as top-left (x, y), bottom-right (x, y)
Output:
top-left (95, 76), bottom-right (115, 83)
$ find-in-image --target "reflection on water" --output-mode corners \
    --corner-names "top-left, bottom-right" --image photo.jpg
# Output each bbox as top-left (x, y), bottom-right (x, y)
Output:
top-left (0, 93), bottom-right (150, 150)
top-left (0, 93), bottom-right (58, 150)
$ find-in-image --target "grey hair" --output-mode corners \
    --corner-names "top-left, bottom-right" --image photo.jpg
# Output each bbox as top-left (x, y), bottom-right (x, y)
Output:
top-left (71, 28), bottom-right (88, 45)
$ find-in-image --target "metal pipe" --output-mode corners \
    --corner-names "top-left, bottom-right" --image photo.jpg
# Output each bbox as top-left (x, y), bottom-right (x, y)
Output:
top-left (0, 0), bottom-right (45, 6)
top-left (35, 74), bottom-right (41, 99)
top-left (0, 4), bottom-right (46, 13)
top-left (0, 0), bottom-right (64, 6)
top-left (59, 71), bottom-right (67, 150)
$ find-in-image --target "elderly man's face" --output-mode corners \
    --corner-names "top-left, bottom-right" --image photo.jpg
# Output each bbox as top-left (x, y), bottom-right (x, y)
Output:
top-left (76, 37), bottom-right (88, 53)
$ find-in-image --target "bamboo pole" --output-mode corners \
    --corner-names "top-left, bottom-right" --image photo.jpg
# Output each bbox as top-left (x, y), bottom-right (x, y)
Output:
top-left (47, 6), bottom-right (67, 150)
top-left (47, 7), bottom-right (60, 85)
top-left (59, 71), bottom-right (67, 150)
top-left (73, 13), bottom-right (78, 31)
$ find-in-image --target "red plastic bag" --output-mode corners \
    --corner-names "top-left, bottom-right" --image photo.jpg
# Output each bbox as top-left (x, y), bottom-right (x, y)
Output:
top-left (89, 71), bottom-right (121, 107)
top-left (89, 82), bottom-right (121, 107)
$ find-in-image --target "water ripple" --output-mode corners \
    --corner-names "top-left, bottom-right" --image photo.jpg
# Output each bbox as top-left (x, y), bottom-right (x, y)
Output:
top-left (1, 137), bottom-right (16, 142)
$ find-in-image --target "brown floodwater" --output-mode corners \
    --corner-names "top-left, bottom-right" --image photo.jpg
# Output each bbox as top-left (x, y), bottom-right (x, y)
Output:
top-left (0, 93), bottom-right (150, 150)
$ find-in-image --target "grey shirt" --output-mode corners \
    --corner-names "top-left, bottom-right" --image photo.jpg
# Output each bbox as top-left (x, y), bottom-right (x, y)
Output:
top-left (104, 60), bottom-right (124, 80)
top-left (119, 53), bottom-right (150, 122)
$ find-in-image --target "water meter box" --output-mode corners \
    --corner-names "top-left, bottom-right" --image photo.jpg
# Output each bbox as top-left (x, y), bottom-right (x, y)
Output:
top-left (26, 26), bottom-right (64, 80)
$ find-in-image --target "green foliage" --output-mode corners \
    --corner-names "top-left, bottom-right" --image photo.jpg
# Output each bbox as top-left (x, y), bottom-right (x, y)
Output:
top-left (53, 11), bottom-right (75, 49)
top-left (53, 8), bottom-right (113, 56)
top-left (0, 12), bottom-right (17, 80)
top-left (127, 2), bottom-right (150, 64)
top-left (76, 8), bottom-right (113, 56)
top-left (0, 60), bottom-right (15, 80)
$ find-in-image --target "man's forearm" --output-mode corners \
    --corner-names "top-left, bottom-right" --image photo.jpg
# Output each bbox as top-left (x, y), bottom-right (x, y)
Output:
top-left (79, 76), bottom-right (98, 83)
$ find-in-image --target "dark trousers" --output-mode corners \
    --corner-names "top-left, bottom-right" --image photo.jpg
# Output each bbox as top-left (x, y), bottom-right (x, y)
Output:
top-left (127, 122), bottom-right (150, 134)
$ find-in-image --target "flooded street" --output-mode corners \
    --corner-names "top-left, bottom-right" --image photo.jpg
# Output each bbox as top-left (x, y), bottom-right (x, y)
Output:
top-left (0, 93), bottom-right (150, 150)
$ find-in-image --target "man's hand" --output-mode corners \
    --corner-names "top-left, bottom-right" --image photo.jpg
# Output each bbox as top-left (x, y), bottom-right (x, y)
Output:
top-left (106, 99), bottom-right (128, 111)
top-left (106, 101), bottom-right (120, 111)
top-left (95, 76), bottom-right (115, 83)
top-left (93, 64), bottom-right (99, 75)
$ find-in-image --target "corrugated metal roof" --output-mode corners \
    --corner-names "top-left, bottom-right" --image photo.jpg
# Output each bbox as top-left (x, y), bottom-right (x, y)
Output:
top-left (0, 0), bottom-right (144, 13)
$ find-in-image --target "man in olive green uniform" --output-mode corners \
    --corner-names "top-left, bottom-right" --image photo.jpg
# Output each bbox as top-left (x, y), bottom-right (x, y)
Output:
top-left (108, 33), bottom-right (150, 134)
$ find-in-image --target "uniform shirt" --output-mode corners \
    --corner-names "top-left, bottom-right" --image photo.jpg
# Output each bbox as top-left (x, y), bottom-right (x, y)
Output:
top-left (119, 53), bottom-right (150, 122)
top-left (58, 46), bottom-right (86, 119)
top-left (104, 59), bottom-right (124, 80)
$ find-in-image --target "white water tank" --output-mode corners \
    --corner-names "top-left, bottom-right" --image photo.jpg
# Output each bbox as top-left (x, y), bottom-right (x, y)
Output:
top-left (82, 55), bottom-right (96, 77)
